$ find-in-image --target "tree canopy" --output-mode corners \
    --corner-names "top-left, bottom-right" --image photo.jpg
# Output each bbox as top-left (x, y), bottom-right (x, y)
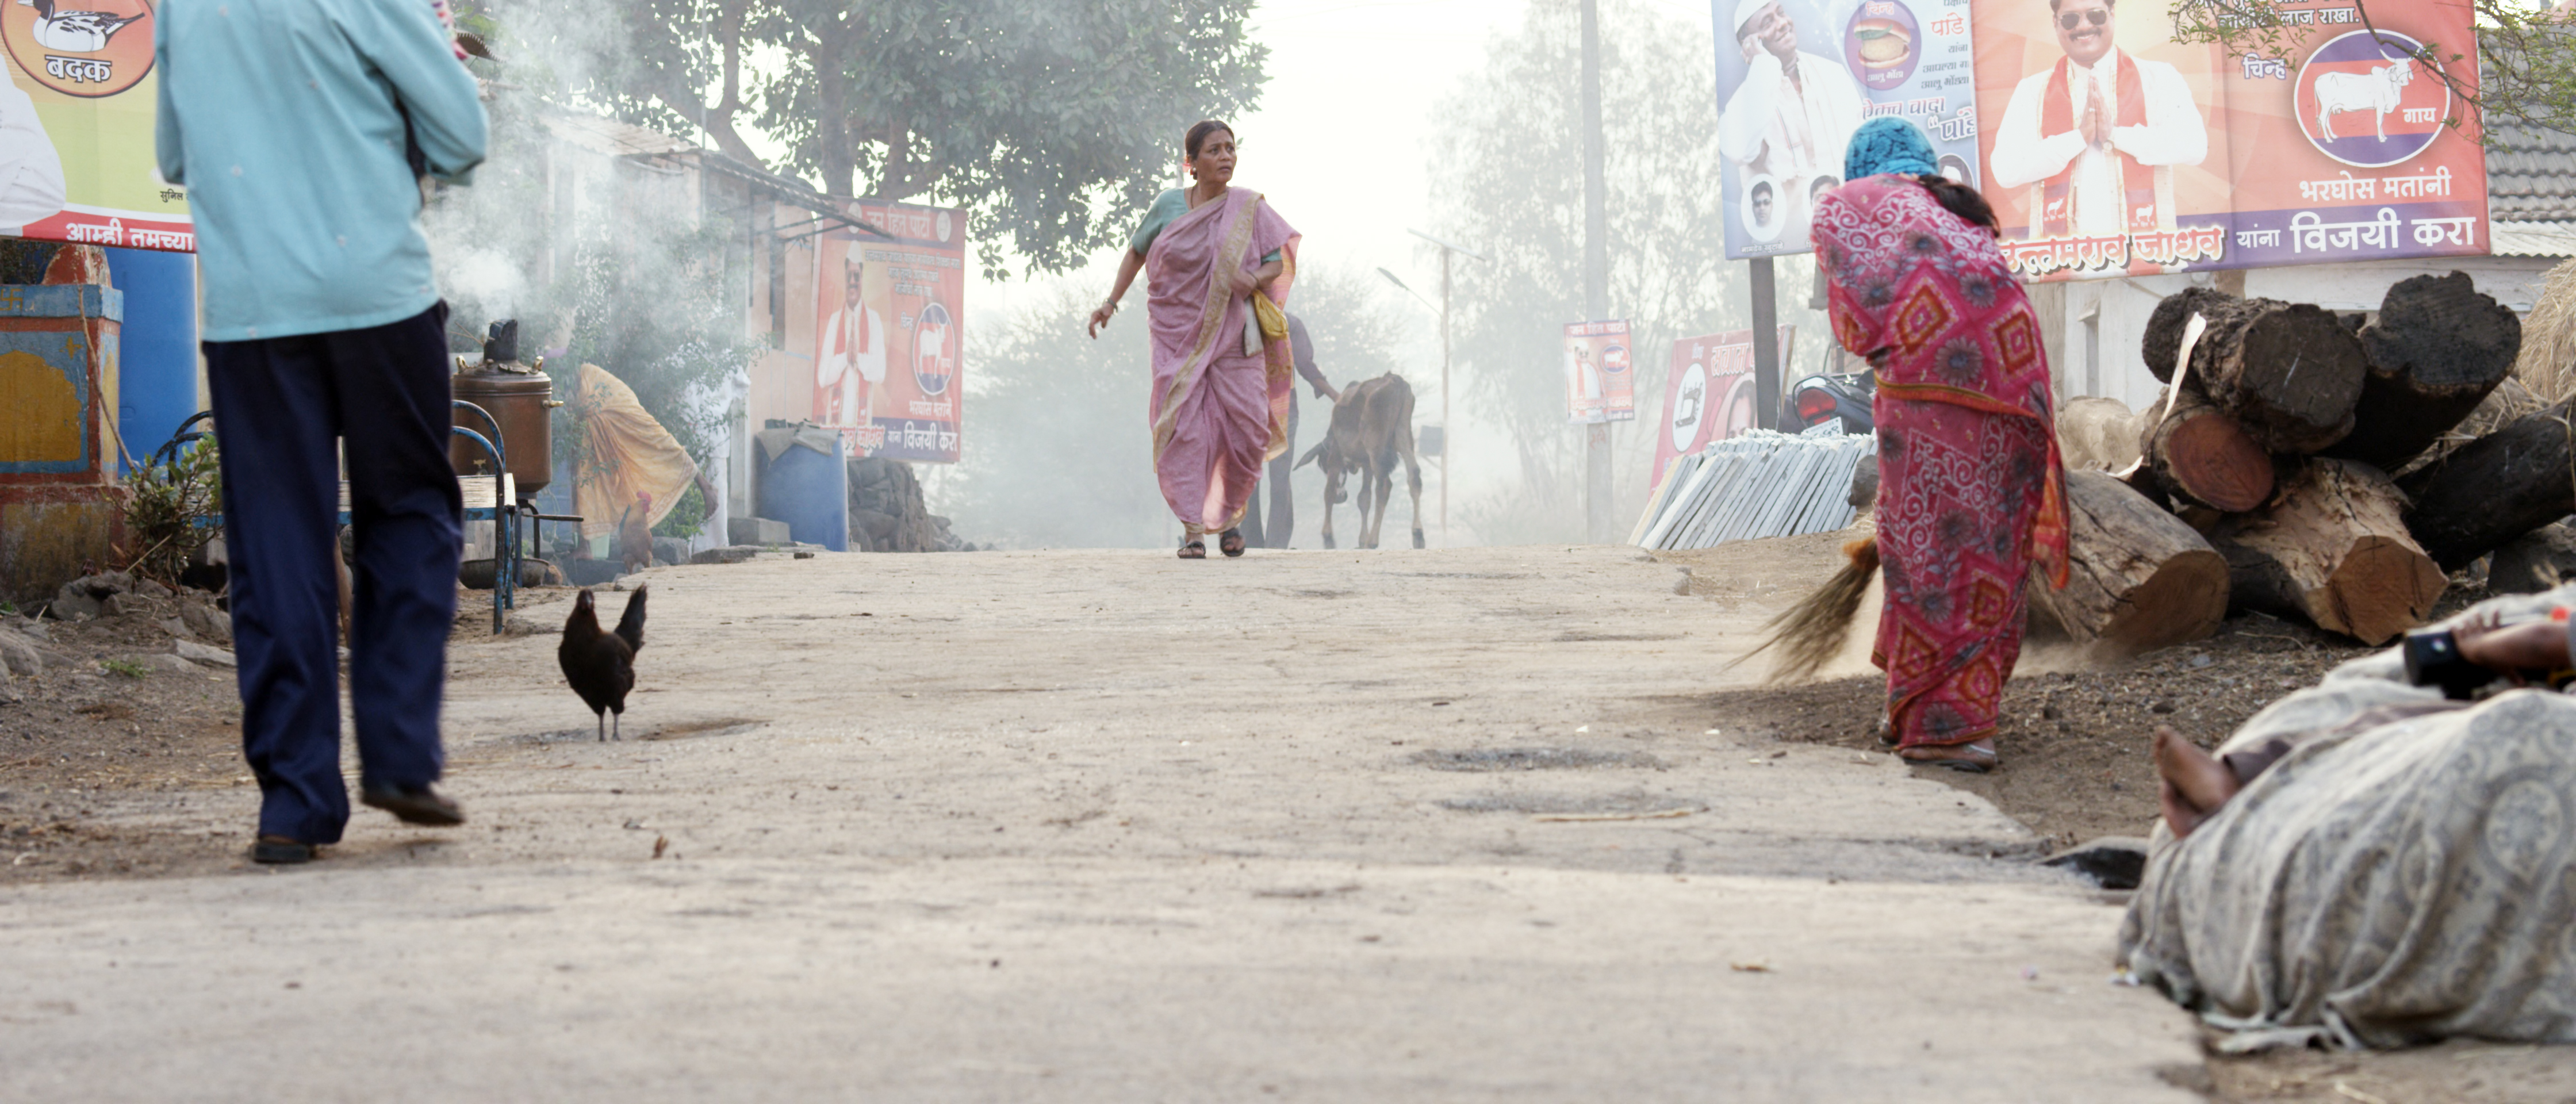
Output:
top-left (1427, 0), bottom-right (1828, 543)
top-left (489, 0), bottom-right (1270, 278)
top-left (2171, 1), bottom-right (2576, 136)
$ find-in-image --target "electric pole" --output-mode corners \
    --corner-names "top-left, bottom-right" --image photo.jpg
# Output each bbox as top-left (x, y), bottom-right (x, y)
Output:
top-left (1580, 0), bottom-right (1613, 543)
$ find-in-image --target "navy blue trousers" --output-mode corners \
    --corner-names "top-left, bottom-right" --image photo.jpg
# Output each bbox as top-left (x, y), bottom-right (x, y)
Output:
top-left (205, 305), bottom-right (461, 845)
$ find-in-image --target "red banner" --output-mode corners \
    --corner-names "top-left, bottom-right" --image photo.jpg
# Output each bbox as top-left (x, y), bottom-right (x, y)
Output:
top-left (810, 200), bottom-right (965, 463)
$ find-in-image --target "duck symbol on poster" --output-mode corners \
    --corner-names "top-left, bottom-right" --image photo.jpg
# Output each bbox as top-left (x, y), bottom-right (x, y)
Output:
top-left (21, 0), bottom-right (140, 51)
top-left (4, 0), bottom-right (152, 97)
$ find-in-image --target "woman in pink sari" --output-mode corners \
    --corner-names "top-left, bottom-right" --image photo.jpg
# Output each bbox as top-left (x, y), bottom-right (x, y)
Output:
top-left (1813, 118), bottom-right (2069, 772)
top-left (1089, 120), bottom-right (1301, 558)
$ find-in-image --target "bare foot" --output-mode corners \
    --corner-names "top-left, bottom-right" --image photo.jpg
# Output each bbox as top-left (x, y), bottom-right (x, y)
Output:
top-left (2152, 725), bottom-right (2237, 838)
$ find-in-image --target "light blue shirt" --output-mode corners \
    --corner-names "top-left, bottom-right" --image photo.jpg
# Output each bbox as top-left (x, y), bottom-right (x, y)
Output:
top-left (154, 0), bottom-right (486, 342)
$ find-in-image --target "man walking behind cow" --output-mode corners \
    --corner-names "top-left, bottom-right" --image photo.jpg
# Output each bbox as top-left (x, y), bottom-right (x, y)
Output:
top-left (156, 0), bottom-right (488, 863)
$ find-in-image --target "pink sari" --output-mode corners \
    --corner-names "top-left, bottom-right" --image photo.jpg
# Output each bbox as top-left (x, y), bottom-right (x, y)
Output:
top-left (1814, 174), bottom-right (2069, 749)
top-left (1143, 187), bottom-right (1300, 535)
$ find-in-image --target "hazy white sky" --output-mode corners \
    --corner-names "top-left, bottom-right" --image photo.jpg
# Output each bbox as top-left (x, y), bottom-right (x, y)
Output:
top-left (972, 0), bottom-right (1536, 324)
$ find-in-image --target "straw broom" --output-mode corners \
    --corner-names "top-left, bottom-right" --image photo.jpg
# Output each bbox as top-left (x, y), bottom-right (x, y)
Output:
top-left (1727, 530), bottom-right (1878, 683)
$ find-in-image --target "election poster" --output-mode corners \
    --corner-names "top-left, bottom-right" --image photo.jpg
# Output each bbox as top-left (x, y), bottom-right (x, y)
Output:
top-left (1653, 328), bottom-right (1792, 484)
top-left (1971, 0), bottom-right (2483, 280)
top-left (1712, 0), bottom-right (1979, 258)
top-left (1565, 319), bottom-right (1636, 425)
top-left (0, 0), bottom-right (191, 251)
top-left (811, 200), bottom-right (964, 463)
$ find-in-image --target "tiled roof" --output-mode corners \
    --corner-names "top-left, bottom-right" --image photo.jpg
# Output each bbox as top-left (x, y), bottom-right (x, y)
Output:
top-left (2486, 121), bottom-right (2576, 222)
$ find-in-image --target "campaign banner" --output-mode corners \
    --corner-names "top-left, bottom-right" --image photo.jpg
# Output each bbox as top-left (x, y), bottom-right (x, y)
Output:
top-left (1652, 328), bottom-right (1787, 484)
top-left (1971, 0), bottom-right (2483, 280)
top-left (1566, 319), bottom-right (1636, 425)
top-left (0, 0), bottom-right (191, 251)
top-left (811, 199), bottom-right (964, 463)
top-left (1712, 0), bottom-right (1979, 259)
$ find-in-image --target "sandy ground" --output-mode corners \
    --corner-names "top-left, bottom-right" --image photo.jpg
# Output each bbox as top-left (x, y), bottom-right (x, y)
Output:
top-left (0, 545), bottom-right (2229, 1101)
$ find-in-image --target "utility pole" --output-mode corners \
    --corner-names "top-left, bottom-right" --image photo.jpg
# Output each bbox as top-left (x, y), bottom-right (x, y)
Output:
top-left (1751, 258), bottom-right (1779, 433)
top-left (1580, 0), bottom-right (1612, 543)
top-left (1385, 229), bottom-right (1485, 547)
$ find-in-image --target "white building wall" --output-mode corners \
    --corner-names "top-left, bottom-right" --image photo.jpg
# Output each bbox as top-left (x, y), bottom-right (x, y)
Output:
top-left (2049, 255), bottom-right (2563, 411)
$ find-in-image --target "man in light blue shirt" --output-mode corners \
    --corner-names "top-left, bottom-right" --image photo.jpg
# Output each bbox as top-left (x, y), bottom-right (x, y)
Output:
top-left (156, 0), bottom-right (487, 864)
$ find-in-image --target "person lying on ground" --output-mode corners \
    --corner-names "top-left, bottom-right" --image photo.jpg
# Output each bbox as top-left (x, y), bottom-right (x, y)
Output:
top-left (2149, 608), bottom-right (2572, 838)
top-left (2121, 588), bottom-right (2576, 1051)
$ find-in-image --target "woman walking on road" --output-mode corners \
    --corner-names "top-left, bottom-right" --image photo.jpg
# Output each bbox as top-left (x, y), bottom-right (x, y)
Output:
top-left (1813, 117), bottom-right (2068, 772)
top-left (1088, 120), bottom-right (1301, 559)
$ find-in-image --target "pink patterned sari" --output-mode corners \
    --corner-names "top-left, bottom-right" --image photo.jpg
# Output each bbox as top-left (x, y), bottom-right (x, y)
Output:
top-left (1812, 174), bottom-right (2069, 749)
top-left (1143, 187), bottom-right (1300, 536)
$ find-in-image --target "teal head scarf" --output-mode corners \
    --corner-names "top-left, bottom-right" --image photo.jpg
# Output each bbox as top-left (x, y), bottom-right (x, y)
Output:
top-left (1844, 117), bottom-right (1939, 181)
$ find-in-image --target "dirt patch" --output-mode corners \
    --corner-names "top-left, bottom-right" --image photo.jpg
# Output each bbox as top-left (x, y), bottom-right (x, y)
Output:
top-left (1410, 747), bottom-right (1666, 772)
top-left (1652, 527), bottom-right (2482, 844)
top-left (2204, 1037), bottom-right (2576, 1103)
top-left (1663, 613), bottom-right (2379, 845)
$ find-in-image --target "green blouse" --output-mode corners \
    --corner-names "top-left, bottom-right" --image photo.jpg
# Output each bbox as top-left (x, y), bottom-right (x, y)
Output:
top-left (1130, 188), bottom-right (1282, 262)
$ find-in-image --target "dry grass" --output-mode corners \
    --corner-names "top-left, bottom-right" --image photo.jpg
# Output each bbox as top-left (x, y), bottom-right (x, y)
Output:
top-left (2512, 257), bottom-right (2576, 405)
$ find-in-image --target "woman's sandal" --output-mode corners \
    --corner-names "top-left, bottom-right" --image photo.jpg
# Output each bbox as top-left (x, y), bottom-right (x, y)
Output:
top-left (1177, 540), bottom-right (1207, 559)
top-left (1218, 528), bottom-right (1246, 558)
top-left (1897, 739), bottom-right (1999, 773)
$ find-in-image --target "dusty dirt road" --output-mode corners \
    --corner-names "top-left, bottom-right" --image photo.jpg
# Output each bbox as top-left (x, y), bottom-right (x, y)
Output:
top-left (0, 547), bottom-right (2207, 1101)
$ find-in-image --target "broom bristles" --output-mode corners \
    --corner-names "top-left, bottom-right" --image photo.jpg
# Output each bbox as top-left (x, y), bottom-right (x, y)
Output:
top-left (1726, 536), bottom-right (1879, 683)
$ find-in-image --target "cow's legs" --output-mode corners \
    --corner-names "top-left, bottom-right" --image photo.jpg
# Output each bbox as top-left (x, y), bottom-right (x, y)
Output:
top-left (1402, 448), bottom-right (1426, 549)
top-left (1319, 470), bottom-right (1340, 550)
top-left (1365, 464), bottom-right (1396, 550)
top-left (1356, 465), bottom-right (1379, 549)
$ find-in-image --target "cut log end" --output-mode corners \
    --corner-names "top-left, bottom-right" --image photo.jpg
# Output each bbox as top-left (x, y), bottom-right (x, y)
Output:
top-left (2316, 536), bottom-right (2448, 646)
top-left (2095, 548), bottom-right (2230, 652)
top-left (2152, 404), bottom-right (2274, 512)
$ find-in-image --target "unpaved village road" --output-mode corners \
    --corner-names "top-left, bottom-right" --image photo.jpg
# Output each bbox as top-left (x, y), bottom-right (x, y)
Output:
top-left (0, 547), bottom-right (2204, 1101)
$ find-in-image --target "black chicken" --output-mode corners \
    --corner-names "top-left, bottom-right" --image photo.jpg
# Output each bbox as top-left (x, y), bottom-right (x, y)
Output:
top-left (559, 585), bottom-right (646, 741)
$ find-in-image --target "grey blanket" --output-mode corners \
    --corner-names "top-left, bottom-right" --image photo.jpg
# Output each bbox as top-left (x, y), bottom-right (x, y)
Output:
top-left (2118, 590), bottom-right (2576, 1051)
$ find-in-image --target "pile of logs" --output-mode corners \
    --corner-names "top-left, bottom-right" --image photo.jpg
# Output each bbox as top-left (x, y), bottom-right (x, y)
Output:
top-left (2044, 271), bottom-right (2527, 651)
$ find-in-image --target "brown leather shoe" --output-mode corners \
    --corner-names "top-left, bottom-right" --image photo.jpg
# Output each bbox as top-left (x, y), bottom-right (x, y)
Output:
top-left (1897, 739), bottom-right (1998, 773)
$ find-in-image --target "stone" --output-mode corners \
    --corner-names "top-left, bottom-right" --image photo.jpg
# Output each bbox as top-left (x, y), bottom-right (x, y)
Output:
top-left (128, 578), bottom-right (172, 600)
top-left (101, 592), bottom-right (147, 618)
top-left (179, 602), bottom-right (233, 645)
top-left (566, 558), bottom-right (622, 587)
top-left (689, 546), bottom-right (761, 566)
top-left (0, 631), bottom-right (41, 677)
top-left (2490, 525), bottom-right (2566, 595)
top-left (1847, 454), bottom-right (1881, 511)
top-left (2042, 836), bottom-right (2150, 890)
top-left (653, 536), bottom-right (689, 567)
top-left (14, 617), bottom-right (47, 642)
top-left (139, 654), bottom-right (198, 676)
top-left (47, 588), bottom-right (99, 622)
top-left (174, 640), bottom-right (237, 668)
top-left (729, 516), bottom-right (791, 546)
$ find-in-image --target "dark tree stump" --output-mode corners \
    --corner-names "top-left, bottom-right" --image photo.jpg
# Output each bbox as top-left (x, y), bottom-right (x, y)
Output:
top-left (2141, 289), bottom-right (2367, 454)
top-left (2141, 285), bottom-right (2236, 384)
top-left (2399, 397), bottom-right (2576, 572)
top-left (2322, 272), bottom-right (2523, 470)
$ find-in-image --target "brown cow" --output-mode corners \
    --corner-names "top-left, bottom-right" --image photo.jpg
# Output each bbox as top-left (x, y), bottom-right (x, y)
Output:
top-left (1295, 373), bottom-right (1424, 550)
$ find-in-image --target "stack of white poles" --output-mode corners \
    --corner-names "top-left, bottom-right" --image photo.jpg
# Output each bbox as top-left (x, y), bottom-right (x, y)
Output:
top-left (1630, 428), bottom-right (1877, 550)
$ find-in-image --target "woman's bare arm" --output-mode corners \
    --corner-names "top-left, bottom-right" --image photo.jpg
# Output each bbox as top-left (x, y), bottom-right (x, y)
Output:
top-left (1088, 248), bottom-right (1147, 338)
top-left (1232, 258), bottom-right (1284, 297)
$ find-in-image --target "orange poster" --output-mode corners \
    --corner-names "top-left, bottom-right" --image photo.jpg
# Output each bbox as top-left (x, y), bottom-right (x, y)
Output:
top-left (1971, 0), bottom-right (2482, 279)
top-left (810, 199), bottom-right (964, 462)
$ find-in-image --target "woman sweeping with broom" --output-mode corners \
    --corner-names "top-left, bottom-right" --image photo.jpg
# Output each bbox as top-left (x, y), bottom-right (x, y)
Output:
top-left (1752, 117), bottom-right (2068, 772)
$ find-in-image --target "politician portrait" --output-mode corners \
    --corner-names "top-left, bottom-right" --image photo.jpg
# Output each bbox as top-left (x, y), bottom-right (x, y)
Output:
top-left (815, 259), bottom-right (887, 428)
top-left (1988, 0), bottom-right (2207, 239)
top-left (1716, 0), bottom-right (1865, 228)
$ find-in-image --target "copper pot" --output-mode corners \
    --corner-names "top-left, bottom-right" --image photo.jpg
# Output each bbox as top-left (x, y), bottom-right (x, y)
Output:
top-left (450, 365), bottom-right (558, 496)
